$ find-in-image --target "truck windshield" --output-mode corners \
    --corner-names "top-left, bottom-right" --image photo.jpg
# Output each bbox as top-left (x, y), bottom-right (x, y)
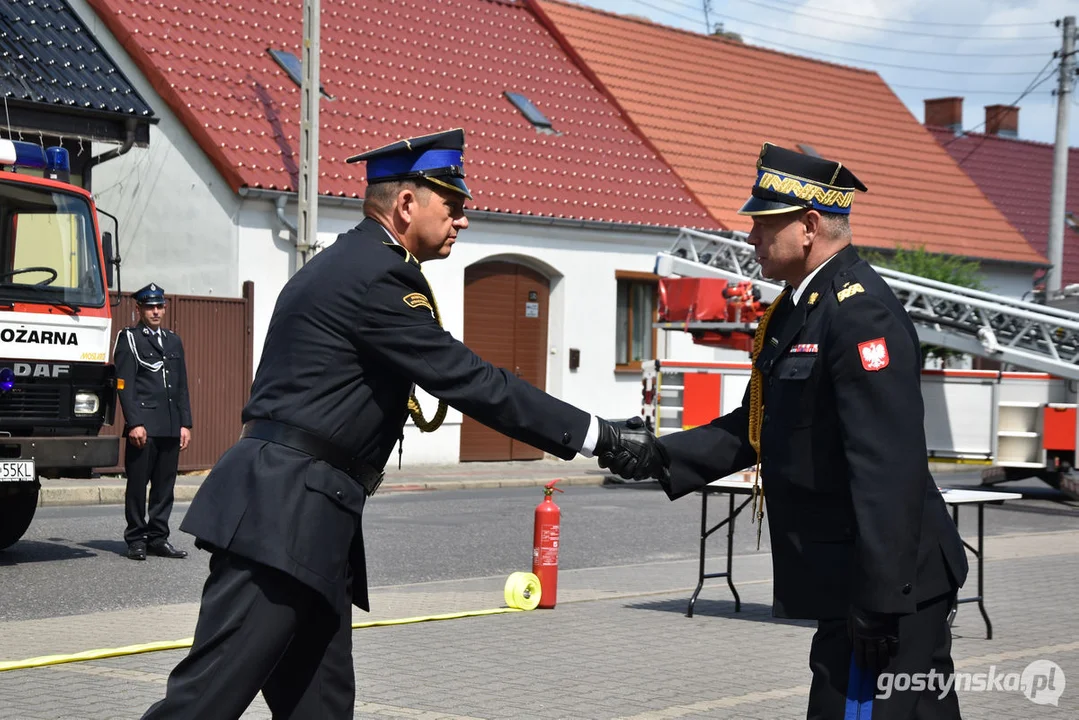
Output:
top-left (0, 179), bottom-right (105, 308)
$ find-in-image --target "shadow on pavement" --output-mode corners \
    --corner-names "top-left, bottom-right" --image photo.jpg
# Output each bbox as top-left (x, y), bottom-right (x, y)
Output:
top-left (601, 477), bottom-right (663, 490)
top-left (623, 596), bottom-right (816, 627)
top-left (80, 539), bottom-right (136, 558)
top-left (0, 539), bottom-right (97, 565)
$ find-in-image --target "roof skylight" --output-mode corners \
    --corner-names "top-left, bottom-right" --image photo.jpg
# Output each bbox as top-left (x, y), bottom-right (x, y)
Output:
top-left (504, 91), bottom-right (558, 135)
top-left (267, 49), bottom-right (332, 99)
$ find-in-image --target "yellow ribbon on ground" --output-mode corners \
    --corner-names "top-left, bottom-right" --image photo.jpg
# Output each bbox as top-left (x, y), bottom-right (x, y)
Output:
top-left (0, 574), bottom-right (541, 672)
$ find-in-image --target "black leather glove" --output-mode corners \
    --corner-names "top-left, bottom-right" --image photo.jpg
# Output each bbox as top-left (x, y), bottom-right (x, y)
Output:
top-left (594, 417), bottom-right (669, 481)
top-left (847, 606), bottom-right (900, 673)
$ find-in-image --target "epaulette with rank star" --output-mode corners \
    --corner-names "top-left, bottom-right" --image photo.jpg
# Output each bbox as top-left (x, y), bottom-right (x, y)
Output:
top-left (833, 273), bottom-right (865, 303)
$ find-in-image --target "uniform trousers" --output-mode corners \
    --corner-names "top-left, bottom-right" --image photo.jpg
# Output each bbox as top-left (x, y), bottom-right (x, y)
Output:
top-left (124, 436), bottom-right (181, 546)
top-left (142, 550), bottom-right (355, 719)
top-left (807, 590), bottom-right (961, 720)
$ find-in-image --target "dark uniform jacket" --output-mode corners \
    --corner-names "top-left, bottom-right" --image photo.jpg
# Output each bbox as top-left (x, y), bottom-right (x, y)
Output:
top-left (660, 245), bottom-right (968, 620)
top-left (113, 324), bottom-right (193, 437)
top-left (181, 218), bottom-right (591, 612)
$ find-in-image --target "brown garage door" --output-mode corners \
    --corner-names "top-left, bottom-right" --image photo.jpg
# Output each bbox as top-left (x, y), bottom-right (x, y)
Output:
top-left (460, 261), bottom-right (550, 461)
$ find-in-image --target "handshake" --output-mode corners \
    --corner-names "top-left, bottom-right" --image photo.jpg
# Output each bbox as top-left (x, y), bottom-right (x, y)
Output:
top-left (594, 417), bottom-right (670, 482)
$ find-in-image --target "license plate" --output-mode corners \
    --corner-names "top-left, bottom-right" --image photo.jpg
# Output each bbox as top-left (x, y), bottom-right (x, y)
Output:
top-left (0, 459), bottom-right (35, 482)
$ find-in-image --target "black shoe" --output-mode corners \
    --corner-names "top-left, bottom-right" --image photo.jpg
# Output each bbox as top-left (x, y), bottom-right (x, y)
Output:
top-left (147, 540), bottom-right (188, 559)
top-left (127, 541), bottom-right (147, 561)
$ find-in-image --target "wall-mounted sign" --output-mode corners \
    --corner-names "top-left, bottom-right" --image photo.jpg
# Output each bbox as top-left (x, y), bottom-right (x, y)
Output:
top-left (525, 302), bottom-right (539, 318)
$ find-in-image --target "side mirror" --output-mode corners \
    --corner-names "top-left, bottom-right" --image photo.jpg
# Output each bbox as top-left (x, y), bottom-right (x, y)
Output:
top-left (102, 231), bottom-right (115, 289)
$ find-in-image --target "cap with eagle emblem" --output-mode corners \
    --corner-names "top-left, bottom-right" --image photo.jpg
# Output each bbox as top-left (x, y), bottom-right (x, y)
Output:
top-left (132, 282), bottom-right (166, 306)
top-left (347, 128), bottom-right (472, 199)
top-left (739, 142), bottom-right (867, 217)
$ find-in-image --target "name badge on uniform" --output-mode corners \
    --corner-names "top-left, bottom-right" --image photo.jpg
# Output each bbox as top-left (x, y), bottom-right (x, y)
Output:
top-left (790, 344), bottom-right (818, 354)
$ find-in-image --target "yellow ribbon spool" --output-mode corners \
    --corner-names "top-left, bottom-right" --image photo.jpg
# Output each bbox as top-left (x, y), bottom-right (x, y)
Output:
top-left (503, 571), bottom-right (542, 611)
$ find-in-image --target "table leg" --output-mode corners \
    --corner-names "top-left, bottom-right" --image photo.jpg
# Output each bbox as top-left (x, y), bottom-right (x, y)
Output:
top-left (687, 490), bottom-right (752, 618)
top-left (975, 504), bottom-right (992, 639)
top-left (726, 492), bottom-right (741, 613)
top-left (688, 491), bottom-right (709, 618)
top-left (949, 502), bottom-right (993, 639)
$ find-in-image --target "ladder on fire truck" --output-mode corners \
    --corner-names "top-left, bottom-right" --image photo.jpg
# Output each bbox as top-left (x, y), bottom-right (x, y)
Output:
top-left (655, 227), bottom-right (1079, 381)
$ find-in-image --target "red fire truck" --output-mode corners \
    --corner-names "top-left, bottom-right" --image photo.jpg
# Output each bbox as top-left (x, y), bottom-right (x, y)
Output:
top-left (0, 139), bottom-right (121, 549)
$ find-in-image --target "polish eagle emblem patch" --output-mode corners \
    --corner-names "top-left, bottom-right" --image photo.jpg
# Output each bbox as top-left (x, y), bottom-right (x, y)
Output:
top-left (857, 337), bottom-right (889, 371)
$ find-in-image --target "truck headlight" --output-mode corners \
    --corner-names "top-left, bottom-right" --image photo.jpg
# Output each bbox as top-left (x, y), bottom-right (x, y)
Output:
top-left (74, 392), bottom-right (100, 415)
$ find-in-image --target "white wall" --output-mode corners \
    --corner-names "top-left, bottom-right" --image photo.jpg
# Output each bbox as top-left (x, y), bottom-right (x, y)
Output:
top-left (982, 265), bottom-right (1037, 301)
top-left (236, 203), bottom-right (721, 464)
top-left (72, 0), bottom-right (241, 302)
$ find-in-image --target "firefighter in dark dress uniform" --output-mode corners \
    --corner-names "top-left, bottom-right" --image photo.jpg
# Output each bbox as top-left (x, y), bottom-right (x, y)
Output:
top-left (140, 128), bottom-right (661, 719)
top-left (602, 143), bottom-right (970, 720)
top-left (114, 283), bottom-right (192, 561)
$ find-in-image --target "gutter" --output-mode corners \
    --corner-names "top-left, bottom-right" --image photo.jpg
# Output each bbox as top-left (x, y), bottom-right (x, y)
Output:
top-left (85, 118), bottom-right (138, 173)
top-left (237, 187), bottom-right (688, 238)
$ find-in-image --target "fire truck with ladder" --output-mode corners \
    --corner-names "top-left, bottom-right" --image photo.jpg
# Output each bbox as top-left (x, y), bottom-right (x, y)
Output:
top-left (0, 139), bottom-right (122, 549)
top-left (644, 227), bottom-right (1079, 500)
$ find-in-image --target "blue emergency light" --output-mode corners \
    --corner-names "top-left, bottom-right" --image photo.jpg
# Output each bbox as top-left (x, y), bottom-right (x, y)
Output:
top-left (0, 139), bottom-right (70, 179)
top-left (0, 140), bottom-right (46, 169)
top-left (0, 368), bottom-right (14, 393)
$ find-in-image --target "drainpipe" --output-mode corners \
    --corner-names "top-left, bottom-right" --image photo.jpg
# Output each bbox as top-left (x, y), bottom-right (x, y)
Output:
top-left (274, 195), bottom-right (305, 269)
top-left (84, 118), bottom-right (138, 185)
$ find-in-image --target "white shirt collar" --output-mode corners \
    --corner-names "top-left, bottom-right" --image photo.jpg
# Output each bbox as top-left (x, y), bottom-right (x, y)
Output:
top-left (377, 221), bottom-right (398, 245)
top-left (791, 252), bottom-right (840, 306)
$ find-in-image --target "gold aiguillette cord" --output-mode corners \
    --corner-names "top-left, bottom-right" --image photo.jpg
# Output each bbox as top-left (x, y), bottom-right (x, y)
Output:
top-left (747, 288), bottom-right (788, 550)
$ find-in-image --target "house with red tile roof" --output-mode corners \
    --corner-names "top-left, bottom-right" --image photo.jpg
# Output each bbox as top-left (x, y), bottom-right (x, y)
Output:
top-left (70, 0), bottom-right (726, 463)
top-left (534, 0), bottom-right (1048, 299)
top-left (923, 97), bottom-right (1079, 293)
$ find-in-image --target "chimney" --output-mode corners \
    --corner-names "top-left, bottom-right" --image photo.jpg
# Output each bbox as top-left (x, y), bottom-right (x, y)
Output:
top-left (924, 97), bottom-right (963, 132)
top-left (985, 105), bottom-right (1018, 138)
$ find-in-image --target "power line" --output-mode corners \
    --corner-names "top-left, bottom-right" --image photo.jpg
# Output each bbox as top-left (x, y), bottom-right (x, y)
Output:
top-left (734, 23), bottom-right (1053, 60)
top-left (723, 0), bottom-right (1053, 55)
top-left (617, 2), bottom-right (1058, 83)
top-left (626, 0), bottom-right (707, 30)
top-left (939, 56), bottom-right (1058, 147)
top-left (771, 0), bottom-right (1055, 28)
top-left (890, 82), bottom-right (1057, 95)
top-left (735, 33), bottom-right (1052, 75)
top-left (948, 63), bottom-right (1060, 165)
top-left (714, 8), bottom-right (1056, 42)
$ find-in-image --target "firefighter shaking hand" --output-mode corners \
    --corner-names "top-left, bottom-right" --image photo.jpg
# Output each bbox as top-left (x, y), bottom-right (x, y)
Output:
top-left (601, 143), bottom-right (970, 720)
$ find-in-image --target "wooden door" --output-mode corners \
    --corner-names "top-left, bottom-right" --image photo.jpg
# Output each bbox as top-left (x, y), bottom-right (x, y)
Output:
top-left (460, 261), bottom-right (550, 461)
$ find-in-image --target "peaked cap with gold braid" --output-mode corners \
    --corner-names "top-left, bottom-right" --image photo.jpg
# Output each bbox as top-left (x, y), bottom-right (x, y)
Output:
top-left (739, 142), bottom-right (867, 217)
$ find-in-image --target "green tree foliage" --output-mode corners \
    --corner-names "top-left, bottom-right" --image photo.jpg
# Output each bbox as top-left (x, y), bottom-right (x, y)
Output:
top-left (862, 245), bottom-right (987, 365)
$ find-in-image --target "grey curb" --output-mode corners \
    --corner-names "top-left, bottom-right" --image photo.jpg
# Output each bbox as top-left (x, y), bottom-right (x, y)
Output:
top-left (35, 461), bottom-right (973, 508)
top-left (36, 474), bottom-right (610, 508)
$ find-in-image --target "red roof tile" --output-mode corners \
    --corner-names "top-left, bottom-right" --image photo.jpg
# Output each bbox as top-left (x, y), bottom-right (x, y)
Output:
top-left (927, 127), bottom-right (1079, 285)
top-left (83, 0), bottom-right (718, 228)
top-left (536, 0), bottom-right (1047, 266)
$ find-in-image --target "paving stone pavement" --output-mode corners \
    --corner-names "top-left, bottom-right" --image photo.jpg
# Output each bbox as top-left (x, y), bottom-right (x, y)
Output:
top-left (1, 530), bottom-right (1076, 719)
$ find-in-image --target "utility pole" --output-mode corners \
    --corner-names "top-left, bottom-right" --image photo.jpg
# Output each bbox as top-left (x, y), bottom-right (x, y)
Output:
top-left (296, 0), bottom-right (321, 271)
top-left (1046, 15), bottom-right (1075, 297)
top-left (703, 0), bottom-right (713, 35)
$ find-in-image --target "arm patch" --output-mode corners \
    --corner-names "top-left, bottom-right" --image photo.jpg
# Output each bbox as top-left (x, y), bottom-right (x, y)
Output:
top-left (403, 292), bottom-right (433, 311)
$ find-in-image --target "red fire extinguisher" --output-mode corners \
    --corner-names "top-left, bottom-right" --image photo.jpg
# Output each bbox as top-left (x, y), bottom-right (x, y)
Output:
top-left (533, 479), bottom-right (563, 609)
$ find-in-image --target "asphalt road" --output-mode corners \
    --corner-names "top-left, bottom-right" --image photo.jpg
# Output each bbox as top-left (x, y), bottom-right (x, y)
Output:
top-left (1, 480), bottom-right (1076, 623)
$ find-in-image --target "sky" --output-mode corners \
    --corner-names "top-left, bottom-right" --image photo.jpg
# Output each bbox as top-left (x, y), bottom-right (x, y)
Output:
top-left (569, 0), bottom-right (1079, 147)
